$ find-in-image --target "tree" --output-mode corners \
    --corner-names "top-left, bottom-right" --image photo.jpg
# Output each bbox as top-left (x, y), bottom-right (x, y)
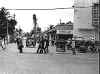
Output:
top-left (0, 7), bottom-right (9, 25)
top-left (8, 19), bottom-right (17, 34)
top-left (49, 25), bottom-right (54, 29)
top-left (30, 27), bottom-right (41, 35)
top-left (0, 7), bottom-right (17, 38)
top-left (36, 27), bottom-right (41, 33)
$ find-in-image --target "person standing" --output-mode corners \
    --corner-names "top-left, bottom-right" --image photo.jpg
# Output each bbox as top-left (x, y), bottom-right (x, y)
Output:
top-left (36, 37), bottom-right (41, 54)
top-left (71, 38), bottom-right (76, 55)
top-left (16, 36), bottom-right (23, 53)
top-left (67, 38), bottom-right (72, 50)
top-left (44, 36), bottom-right (49, 54)
top-left (1, 38), bottom-right (6, 50)
top-left (37, 36), bottom-right (45, 54)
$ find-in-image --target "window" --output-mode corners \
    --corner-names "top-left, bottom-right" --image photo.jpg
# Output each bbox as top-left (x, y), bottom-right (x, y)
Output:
top-left (93, 18), bottom-right (99, 21)
top-left (92, 14), bottom-right (99, 18)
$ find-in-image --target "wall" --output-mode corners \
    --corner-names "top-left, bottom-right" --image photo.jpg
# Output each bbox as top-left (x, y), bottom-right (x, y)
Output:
top-left (74, 0), bottom-right (99, 40)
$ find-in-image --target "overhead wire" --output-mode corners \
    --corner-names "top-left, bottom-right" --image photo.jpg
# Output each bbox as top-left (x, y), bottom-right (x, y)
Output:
top-left (0, 6), bottom-right (93, 11)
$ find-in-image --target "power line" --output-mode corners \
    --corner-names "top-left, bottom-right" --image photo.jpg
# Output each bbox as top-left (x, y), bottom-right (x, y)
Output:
top-left (5, 7), bottom-right (73, 10)
top-left (0, 6), bottom-right (92, 11)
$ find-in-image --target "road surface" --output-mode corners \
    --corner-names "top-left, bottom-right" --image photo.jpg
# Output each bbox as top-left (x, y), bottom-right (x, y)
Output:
top-left (0, 43), bottom-right (99, 74)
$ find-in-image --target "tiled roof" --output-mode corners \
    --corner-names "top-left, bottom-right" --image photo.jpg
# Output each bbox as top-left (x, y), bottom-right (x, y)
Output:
top-left (55, 25), bottom-right (73, 30)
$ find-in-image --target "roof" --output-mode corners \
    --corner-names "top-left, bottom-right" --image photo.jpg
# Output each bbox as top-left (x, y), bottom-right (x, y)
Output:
top-left (43, 21), bottom-right (73, 33)
top-left (78, 28), bottom-right (95, 31)
top-left (55, 22), bottom-right (73, 30)
top-left (55, 24), bottom-right (73, 30)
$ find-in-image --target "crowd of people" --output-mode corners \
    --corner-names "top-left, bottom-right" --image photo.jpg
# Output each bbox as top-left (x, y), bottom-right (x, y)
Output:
top-left (16, 35), bottom-right (49, 54)
top-left (0, 36), bottom-right (99, 55)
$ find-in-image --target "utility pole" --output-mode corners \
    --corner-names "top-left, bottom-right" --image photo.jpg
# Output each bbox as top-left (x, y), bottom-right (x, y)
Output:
top-left (97, 5), bottom-right (99, 41)
top-left (98, 22), bottom-right (100, 41)
top-left (60, 19), bottom-right (62, 24)
top-left (7, 20), bottom-right (9, 44)
top-left (14, 13), bottom-right (16, 20)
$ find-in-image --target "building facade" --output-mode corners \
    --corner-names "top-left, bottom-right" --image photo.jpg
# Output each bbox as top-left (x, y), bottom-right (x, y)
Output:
top-left (92, 3), bottom-right (100, 40)
top-left (74, 0), bottom-right (99, 40)
top-left (44, 21), bottom-right (73, 45)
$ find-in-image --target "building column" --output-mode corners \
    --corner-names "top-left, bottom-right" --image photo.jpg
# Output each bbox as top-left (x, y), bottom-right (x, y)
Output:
top-left (99, 32), bottom-right (100, 41)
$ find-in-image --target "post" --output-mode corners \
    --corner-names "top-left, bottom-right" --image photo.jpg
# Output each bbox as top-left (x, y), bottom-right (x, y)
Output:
top-left (7, 20), bottom-right (9, 44)
top-left (98, 10), bottom-right (99, 41)
top-left (98, 4), bottom-right (99, 41)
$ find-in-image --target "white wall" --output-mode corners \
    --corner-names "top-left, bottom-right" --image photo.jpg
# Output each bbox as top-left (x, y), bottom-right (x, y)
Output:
top-left (74, 0), bottom-right (99, 38)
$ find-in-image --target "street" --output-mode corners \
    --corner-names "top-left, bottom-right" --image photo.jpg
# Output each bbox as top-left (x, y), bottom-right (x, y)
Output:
top-left (0, 43), bottom-right (99, 74)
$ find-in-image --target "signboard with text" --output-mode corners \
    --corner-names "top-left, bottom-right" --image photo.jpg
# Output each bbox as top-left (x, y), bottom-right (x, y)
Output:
top-left (56, 24), bottom-right (73, 34)
top-left (57, 30), bottom-right (73, 34)
top-left (55, 24), bottom-right (73, 52)
top-left (56, 25), bottom-right (73, 30)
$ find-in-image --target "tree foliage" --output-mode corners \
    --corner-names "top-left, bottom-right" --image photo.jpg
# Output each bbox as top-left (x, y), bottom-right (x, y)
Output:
top-left (0, 7), bottom-right (17, 38)
top-left (49, 25), bottom-right (54, 29)
top-left (30, 27), bottom-right (41, 35)
top-left (37, 27), bottom-right (41, 33)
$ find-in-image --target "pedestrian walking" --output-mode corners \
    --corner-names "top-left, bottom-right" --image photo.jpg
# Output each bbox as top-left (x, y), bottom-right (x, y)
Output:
top-left (44, 36), bottom-right (49, 54)
top-left (67, 38), bottom-right (72, 50)
top-left (16, 36), bottom-right (23, 53)
top-left (37, 36), bottom-right (45, 54)
top-left (51, 40), bottom-right (54, 46)
top-left (1, 38), bottom-right (6, 50)
top-left (71, 38), bottom-right (76, 55)
top-left (32, 38), bottom-right (36, 47)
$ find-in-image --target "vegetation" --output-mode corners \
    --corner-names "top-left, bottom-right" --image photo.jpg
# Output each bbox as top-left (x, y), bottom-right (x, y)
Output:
top-left (0, 7), bottom-right (17, 38)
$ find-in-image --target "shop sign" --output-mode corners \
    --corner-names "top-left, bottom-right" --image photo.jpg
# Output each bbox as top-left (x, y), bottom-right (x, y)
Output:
top-left (57, 30), bottom-right (73, 34)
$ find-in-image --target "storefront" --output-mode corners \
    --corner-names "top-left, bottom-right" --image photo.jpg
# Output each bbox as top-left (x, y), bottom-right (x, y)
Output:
top-left (55, 23), bottom-right (73, 52)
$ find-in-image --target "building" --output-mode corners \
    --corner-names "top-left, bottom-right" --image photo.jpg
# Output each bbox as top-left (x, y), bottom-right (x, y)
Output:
top-left (74, 0), bottom-right (99, 40)
top-left (92, 2), bottom-right (100, 40)
top-left (43, 26), bottom-right (56, 45)
top-left (55, 21), bottom-right (73, 40)
top-left (44, 21), bottom-right (73, 45)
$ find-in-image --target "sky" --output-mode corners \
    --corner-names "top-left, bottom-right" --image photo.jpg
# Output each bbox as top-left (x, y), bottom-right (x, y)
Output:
top-left (0, 0), bottom-right (74, 32)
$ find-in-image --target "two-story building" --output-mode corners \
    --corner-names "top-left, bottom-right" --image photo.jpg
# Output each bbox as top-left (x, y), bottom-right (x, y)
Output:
top-left (74, 0), bottom-right (99, 40)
